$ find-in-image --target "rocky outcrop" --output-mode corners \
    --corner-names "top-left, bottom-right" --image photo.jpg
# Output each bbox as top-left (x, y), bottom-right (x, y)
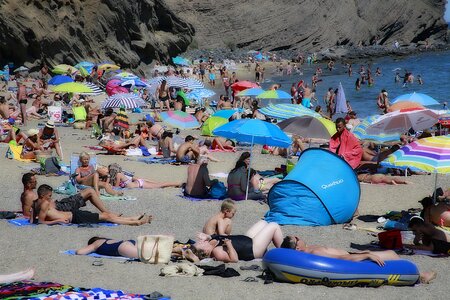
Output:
top-left (164, 0), bottom-right (448, 52)
top-left (0, 0), bottom-right (194, 69)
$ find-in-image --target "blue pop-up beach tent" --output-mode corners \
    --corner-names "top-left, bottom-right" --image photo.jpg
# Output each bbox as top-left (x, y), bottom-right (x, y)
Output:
top-left (265, 148), bottom-right (360, 226)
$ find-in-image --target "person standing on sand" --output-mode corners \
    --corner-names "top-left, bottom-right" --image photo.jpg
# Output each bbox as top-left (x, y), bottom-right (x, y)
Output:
top-left (16, 81), bottom-right (28, 126)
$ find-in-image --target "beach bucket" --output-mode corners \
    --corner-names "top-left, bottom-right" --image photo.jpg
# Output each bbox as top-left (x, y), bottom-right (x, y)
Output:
top-left (286, 160), bottom-right (295, 174)
top-left (378, 230), bottom-right (403, 249)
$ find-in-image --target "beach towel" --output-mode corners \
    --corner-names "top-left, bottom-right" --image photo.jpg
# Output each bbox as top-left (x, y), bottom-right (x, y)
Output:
top-left (329, 129), bottom-right (363, 169)
top-left (7, 218), bottom-right (118, 227)
top-left (62, 249), bottom-right (137, 261)
top-left (5, 143), bottom-right (33, 162)
top-left (72, 106), bottom-right (87, 121)
top-left (128, 157), bottom-right (177, 165)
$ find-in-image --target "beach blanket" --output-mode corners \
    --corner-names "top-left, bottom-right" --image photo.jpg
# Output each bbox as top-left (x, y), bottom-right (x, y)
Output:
top-left (62, 249), bottom-right (137, 261)
top-left (0, 281), bottom-right (160, 300)
top-left (5, 144), bottom-right (33, 162)
top-left (7, 218), bottom-right (118, 227)
top-left (127, 157), bottom-right (176, 165)
top-left (177, 194), bottom-right (223, 202)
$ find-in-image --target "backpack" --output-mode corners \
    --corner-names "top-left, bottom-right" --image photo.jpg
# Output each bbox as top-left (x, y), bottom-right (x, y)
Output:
top-left (209, 181), bottom-right (228, 199)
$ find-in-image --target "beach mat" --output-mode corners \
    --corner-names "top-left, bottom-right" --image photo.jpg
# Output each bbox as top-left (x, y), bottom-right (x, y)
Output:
top-left (126, 157), bottom-right (176, 165)
top-left (62, 249), bottom-right (137, 261)
top-left (177, 194), bottom-right (223, 202)
top-left (5, 144), bottom-right (34, 162)
top-left (7, 218), bottom-right (118, 227)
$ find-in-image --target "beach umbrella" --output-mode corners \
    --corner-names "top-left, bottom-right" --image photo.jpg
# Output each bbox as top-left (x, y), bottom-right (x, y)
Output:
top-left (77, 66), bottom-right (90, 77)
top-left (231, 81), bottom-right (260, 92)
top-left (237, 88), bottom-right (264, 97)
top-left (115, 107), bottom-right (130, 129)
top-left (201, 116), bottom-right (229, 136)
top-left (147, 76), bottom-right (165, 86)
top-left (334, 82), bottom-right (348, 114)
top-left (186, 89), bottom-right (215, 101)
top-left (52, 64), bottom-right (77, 75)
top-left (102, 93), bottom-right (146, 110)
top-left (213, 119), bottom-right (291, 199)
top-left (52, 82), bottom-right (94, 94)
top-left (184, 77), bottom-right (205, 89)
top-left (366, 107), bottom-right (439, 135)
top-left (13, 66), bottom-right (29, 73)
top-left (278, 116), bottom-right (336, 140)
top-left (352, 116), bottom-right (401, 143)
top-left (172, 56), bottom-right (190, 66)
top-left (113, 72), bottom-right (139, 80)
top-left (82, 82), bottom-right (104, 96)
top-left (256, 89), bottom-right (292, 100)
top-left (381, 135), bottom-right (450, 201)
top-left (48, 75), bottom-right (74, 85)
top-left (120, 79), bottom-right (148, 88)
top-left (258, 103), bottom-right (321, 120)
top-left (106, 79), bottom-right (126, 96)
top-left (151, 65), bottom-right (169, 73)
top-left (388, 101), bottom-right (424, 112)
top-left (213, 109), bottom-right (238, 119)
top-left (98, 63), bottom-right (120, 71)
top-left (392, 92), bottom-right (440, 107)
top-left (75, 61), bottom-right (94, 73)
top-left (160, 110), bottom-right (200, 129)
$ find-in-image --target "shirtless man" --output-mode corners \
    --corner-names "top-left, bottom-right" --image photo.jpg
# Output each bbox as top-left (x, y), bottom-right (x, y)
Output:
top-left (176, 135), bottom-right (200, 163)
top-left (156, 80), bottom-right (171, 111)
top-left (16, 81), bottom-right (28, 126)
top-left (34, 184), bottom-right (151, 226)
top-left (0, 96), bottom-right (9, 119)
top-left (185, 156), bottom-right (212, 198)
top-left (281, 235), bottom-right (436, 283)
top-left (21, 173), bottom-right (114, 218)
top-left (203, 200), bottom-right (236, 235)
top-left (199, 60), bottom-right (207, 82)
top-left (420, 196), bottom-right (450, 227)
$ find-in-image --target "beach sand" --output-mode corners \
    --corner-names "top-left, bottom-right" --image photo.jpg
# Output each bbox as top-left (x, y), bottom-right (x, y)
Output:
top-left (1, 67), bottom-right (450, 299)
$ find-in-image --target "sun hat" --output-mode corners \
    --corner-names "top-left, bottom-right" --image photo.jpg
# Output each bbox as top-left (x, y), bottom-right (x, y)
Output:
top-left (45, 120), bottom-right (55, 128)
top-left (27, 128), bottom-right (39, 136)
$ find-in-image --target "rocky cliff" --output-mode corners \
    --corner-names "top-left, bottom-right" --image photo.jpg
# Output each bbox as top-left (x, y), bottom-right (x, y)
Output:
top-left (0, 0), bottom-right (194, 69)
top-left (0, 0), bottom-right (447, 68)
top-left (165, 0), bottom-right (448, 51)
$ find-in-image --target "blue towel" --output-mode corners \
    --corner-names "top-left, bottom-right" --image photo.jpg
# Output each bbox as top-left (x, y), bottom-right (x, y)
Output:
top-left (8, 218), bottom-right (118, 227)
top-left (62, 249), bottom-right (136, 261)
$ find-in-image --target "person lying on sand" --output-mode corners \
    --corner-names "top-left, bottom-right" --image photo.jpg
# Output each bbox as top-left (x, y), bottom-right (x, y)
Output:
top-left (357, 173), bottom-right (410, 185)
top-left (406, 216), bottom-right (450, 255)
top-left (106, 163), bottom-right (181, 189)
top-left (281, 235), bottom-right (436, 283)
top-left (34, 184), bottom-right (151, 226)
top-left (0, 269), bottom-right (35, 284)
top-left (21, 173), bottom-right (114, 218)
top-left (203, 200), bottom-right (236, 235)
top-left (419, 196), bottom-right (450, 227)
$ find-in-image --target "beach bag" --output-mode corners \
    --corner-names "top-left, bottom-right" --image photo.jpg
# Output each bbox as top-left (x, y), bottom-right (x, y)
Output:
top-left (378, 230), bottom-right (403, 249)
top-left (41, 157), bottom-right (61, 175)
top-left (209, 181), bottom-right (228, 199)
top-left (137, 235), bottom-right (174, 264)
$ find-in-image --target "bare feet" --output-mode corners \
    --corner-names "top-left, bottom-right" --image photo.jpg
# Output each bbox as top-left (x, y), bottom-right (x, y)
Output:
top-left (419, 271), bottom-right (437, 284)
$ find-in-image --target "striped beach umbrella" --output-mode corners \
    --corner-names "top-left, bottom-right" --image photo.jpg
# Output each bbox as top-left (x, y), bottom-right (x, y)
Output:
top-left (83, 82), bottom-right (104, 96)
top-left (160, 110), bottom-right (200, 129)
top-left (257, 89), bottom-right (292, 100)
top-left (184, 77), bottom-right (204, 89)
top-left (352, 116), bottom-right (401, 143)
top-left (102, 93), bottom-right (146, 109)
top-left (259, 103), bottom-right (321, 120)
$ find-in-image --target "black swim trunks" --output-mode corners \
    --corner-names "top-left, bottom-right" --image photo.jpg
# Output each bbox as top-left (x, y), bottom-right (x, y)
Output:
top-left (159, 95), bottom-right (169, 102)
top-left (19, 99), bottom-right (27, 105)
top-left (55, 193), bottom-right (86, 212)
top-left (431, 239), bottom-right (450, 255)
top-left (71, 210), bottom-right (99, 224)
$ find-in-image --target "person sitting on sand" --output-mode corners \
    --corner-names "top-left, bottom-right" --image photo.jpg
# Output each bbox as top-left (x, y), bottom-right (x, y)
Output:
top-left (74, 152), bottom-right (122, 196)
top-left (0, 119), bottom-right (26, 144)
top-left (211, 137), bottom-right (235, 151)
top-left (184, 156), bottom-right (213, 198)
top-left (419, 196), bottom-right (450, 227)
top-left (21, 129), bottom-right (49, 160)
top-left (106, 163), bottom-right (181, 189)
top-left (176, 135), bottom-right (200, 164)
top-left (203, 200), bottom-right (236, 235)
top-left (188, 220), bottom-right (283, 263)
top-left (21, 173), bottom-right (115, 218)
top-left (281, 235), bottom-right (436, 283)
top-left (34, 184), bottom-right (151, 226)
top-left (406, 216), bottom-right (450, 255)
top-left (38, 120), bottom-right (62, 158)
top-left (329, 118), bottom-right (363, 169)
top-left (159, 131), bottom-right (176, 158)
top-left (357, 173), bottom-right (409, 185)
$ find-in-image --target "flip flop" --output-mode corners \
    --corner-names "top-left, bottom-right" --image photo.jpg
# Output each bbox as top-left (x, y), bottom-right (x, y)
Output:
top-left (242, 277), bottom-right (258, 282)
top-left (240, 265), bottom-right (262, 271)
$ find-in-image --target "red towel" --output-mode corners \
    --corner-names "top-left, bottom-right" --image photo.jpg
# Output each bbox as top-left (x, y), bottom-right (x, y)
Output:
top-left (329, 129), bottom-right (362, 169)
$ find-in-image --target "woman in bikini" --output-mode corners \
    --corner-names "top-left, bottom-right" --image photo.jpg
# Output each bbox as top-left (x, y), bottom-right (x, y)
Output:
top-left (357, 173), bottom-right (409, 185)
top-left (156, 80), bottom-right (171, 111)
top-left (74, 152), bottom-right (122, 196)
top-left (107, 163), bottom-right (181, 189)
top-left (38, 120), bottom-right (62, 157)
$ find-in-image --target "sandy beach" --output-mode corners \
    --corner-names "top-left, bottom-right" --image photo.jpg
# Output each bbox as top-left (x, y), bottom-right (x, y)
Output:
top-left (1, 64), bottom-right (450, 299)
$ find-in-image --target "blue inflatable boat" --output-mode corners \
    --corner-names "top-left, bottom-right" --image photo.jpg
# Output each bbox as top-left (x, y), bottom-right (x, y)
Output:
top-left (263, 248), bottom-right (419, 287)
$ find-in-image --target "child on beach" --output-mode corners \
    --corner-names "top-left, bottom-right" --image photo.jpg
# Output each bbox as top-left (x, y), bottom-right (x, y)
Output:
top-left (203, 200), bottom-right (236, 235)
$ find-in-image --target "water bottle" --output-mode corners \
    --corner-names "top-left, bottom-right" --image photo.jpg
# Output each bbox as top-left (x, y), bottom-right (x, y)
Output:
top-left (384, 220), bottom-right (408, 231)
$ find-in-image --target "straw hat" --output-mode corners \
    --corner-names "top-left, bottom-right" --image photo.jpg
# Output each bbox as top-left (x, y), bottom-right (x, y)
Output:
top-left (45, 120), bottom-right (55, 128)
top-left (27, 129), bottom-right (39, 136)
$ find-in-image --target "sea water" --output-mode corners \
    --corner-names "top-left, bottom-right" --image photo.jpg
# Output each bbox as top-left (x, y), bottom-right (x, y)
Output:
top-left (259, 50), bottom-right (450, 118)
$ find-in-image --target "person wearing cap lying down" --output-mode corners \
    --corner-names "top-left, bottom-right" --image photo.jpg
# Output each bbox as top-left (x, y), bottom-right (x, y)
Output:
top-left (406, 216), bottom-right (450, 255)
top-left (357, 173), bottom-right (410, 185)
top-left (38, 120), bottom-right (62, 158)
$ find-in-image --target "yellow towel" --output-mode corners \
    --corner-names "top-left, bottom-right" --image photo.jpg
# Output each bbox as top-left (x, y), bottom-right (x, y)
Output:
top-left (6, 143), bottom-right (34, 162)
